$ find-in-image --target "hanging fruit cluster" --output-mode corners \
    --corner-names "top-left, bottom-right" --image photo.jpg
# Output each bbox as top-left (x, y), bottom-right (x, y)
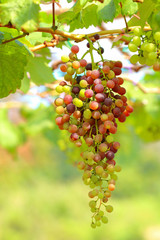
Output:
top-left (54, 35), bottom-right (133, 228)
top-left (129, 27), bottom-right (160, 71)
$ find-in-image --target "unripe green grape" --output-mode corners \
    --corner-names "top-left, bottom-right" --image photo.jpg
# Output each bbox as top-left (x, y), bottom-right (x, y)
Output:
top-left (91, 208), bottom-right (96, 213)
top-left (132, 36), bottom-right (141, 46)
top-left (91, 175), bottom-right (98, 183)
top-left (67, 67), bottom-right (75, 75)
top-left (61, 55), bottom-right (70, 62)
top-left (95, 214), bottom-right (101, 221)
top-left (98, 192), bottom-right (104, 199)
top-left (141, 42), bottom-right (148, 51)
top-left (143, 51), bottom-right (149, 58)
top-left (76, 67), bottom-right (84, 74)
top-left (110, 173), bottom-right (118, 181)
top-left (99, 210), bottom-right (104, 216)
top-left (106, 205), bottom-right (113, 213)
top-left (84, 109), bottom-right (92, 119)
top-left (148, 52), bottom-right (157, 60)
top-left (138, 56), bottom-right (146, 65)
top-left (80, 80), bottom-right (88, 88)
top-left (56, 85), bottom-right (63, 93)
top-left (95, 166), bottom-right (104, 175)
top-left (154, 32), bottom-right (160, 41)
top-left (96, 221), bottom-right (101, 227)
top-left (108, 70), bottom-right (115, 79)
top-left (63, 85), bottom-right (70, 93)
top-left (89, 200), bottom-right (96, 208)
top-left (73, 98), bottom-right (83, 107)
top-left (133, 27), bottom-right (142, 36)
top-left (79, 89), bottom-right (85, 97)
top-left (114, 165), bottom-right (121, 172)
top-left (130, 54), bottom-right (139, 64)
top-left (101, 216), bottom-right (108, 224)
top-left (146, 58), bottom-right (155, 66)
top-left (90, 182), bottom-right (96, 189)
top-left (92, 189), bottom-right (99, 196)
top-left (128, 43), bottom-right (137, 52)
top-left (87, 159), bottom-right (94, 166)
top-left (91, 223), bottom-right (96, 228)
top-left (144, 43), bottom-right (155, 52)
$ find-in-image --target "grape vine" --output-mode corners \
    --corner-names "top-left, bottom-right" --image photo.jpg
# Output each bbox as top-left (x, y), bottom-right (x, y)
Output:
top-left (54, 35), bottom-right (133, 228)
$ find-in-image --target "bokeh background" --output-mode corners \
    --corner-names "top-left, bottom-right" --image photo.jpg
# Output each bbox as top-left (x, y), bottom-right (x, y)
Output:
top-left (0, 1), bottom-right (160, 240)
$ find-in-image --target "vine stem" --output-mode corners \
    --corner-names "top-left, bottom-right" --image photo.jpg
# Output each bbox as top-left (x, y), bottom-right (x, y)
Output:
top-left (86, 36), bottom-right (95, 69)
top-left (2, 32), bottom-right (28, 44)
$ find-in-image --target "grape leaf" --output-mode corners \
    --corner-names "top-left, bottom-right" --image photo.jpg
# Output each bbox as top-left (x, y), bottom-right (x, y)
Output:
top-left (0, 0), bottom-right (40, 32)
top-left (26, 56), bottom-right (55, 85)
top-left (128, 0), bottom-right (156, 28)
top-left (121, 0), bottom-right (138, 17)
top-left (0, 32), bottom-right (30, 98)
top-left (97, 0), bottom-right (116, 22)
top-left (20, 73), bottom-right (30, 93)
top-left (82, 4), bottom-right (98, 28)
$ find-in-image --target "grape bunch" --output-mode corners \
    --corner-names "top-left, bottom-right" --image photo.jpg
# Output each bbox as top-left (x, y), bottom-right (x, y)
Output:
top-left (129, 27), bottom-right (160, 71)
top-left (54, 37), bottom-right (133, 228)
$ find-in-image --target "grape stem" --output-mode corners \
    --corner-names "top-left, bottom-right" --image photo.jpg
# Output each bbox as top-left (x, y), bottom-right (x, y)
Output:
top-left (85, 36), bottom-right (95, 69)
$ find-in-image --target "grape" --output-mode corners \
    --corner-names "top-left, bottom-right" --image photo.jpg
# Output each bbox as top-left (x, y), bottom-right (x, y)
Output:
top-left (80, 59), bottom-right (87, 67)
top-left (130, 54), bottom-right (139, 64)
top-left (54, 98), bottom-right (64, 106)
top-left (132, 36), bottom-right (141, 46)
top-left (60, 64), bottom-right (67, 72)
top-left (107, 80), bottom-right (115, 89)
top-left (64, 95), bottom-right (72, 104)
top-left (71, 45), bottom-right (79, 54)
top-left (98, 47), bottom-right (104, 54)
top-left (86, 63), bottom-right (92, 70)
top-left (128, 43), bottom-right (137, 52)
top-left (85, 89), bottom-right (94, 98)
top-left (133, 27), bottom-right (142, 36)
top-left (55, 46), bottom-right (133, 227)
top-left (72, 61), bottom-right (80, 69)
top-left (153, 62), bottom-right (160, 71)
top-left (66, 103), bottom-right (75, 113)
top-left (94, 34), bottom-right (100, 40)
top-left (154, 32), bottom-right (160, 41)
top-left (94, 84), bottom-right (104, 93)
top-left (61, 55), bottom-right (70, 62)
top-left (80, 80), bottom-right (88, 88)
top-left (91, 70), bottom-right (100, 79)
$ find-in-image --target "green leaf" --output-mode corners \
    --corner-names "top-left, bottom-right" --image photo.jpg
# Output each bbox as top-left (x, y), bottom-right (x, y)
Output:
top-left (26, 32), bottom-right (52, 45)
top-left (0, 32), bottom-right (29, 98)
top-left (121, 0), bottom-right (138, 17)
top-left (0, 0), bottom-right (40, 32)
top-left (128, 0), bottom-right (156, 28)
top-left (20, 73), bottom-right (30, 93)
top-left (82, 4), bottom-right (98, 28)
top-left (26, 56), bottom-right (55, 85)
top-left (97, 0), bottom-right (116, 22)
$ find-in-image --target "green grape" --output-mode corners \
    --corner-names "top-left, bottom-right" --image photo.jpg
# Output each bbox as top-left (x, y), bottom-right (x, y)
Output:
top-left (56, 85), bottom-right (63, 93)
top-left (138, 56), bottom-right (146, 65)
top-left (61, 55), bottom-right (70, 62)
top-left (133, 27), bottom-right (142, 36)
top-left (154, 32), bottom-right (160, 41)
top-left (73, 98), bottom-right (83, 107)
top-left (143, 43), bottom-right (155, 52)
top-left (148, 52), bottom-right (157, 60)
top-left (143, 51), bottom-right (149, 58)
top-left (84, 109), bottom-right (92, 119)
top-left (91, 223), bottom-right (96, 229)
top-left (63, 85), bottom-right (70, 93)
top-left (99, 210), bottom-right (104, 216)
top-left (101, 216), bottom-right (108, 224)
top-left (141, 42), bottom-right (148, 51)
top-left (96, 221), bottom-right (101, 227)
top-left (98, 192), bottom-right (104, 199)
top-left (95, 214), bottom-right (101, 221)
top-left (67, 67), bottom-right (75, 75)
top-left (130, 54), bottom-right (139, 64)
top-left (106, 135), bottom-right (113, 143)
top-left (146, 58), bottom-right (155, 66)
top-left (79, 89), bottom-right (85, 97)
top-left (132, 36), bottom-right (141, 46)
top-left (89, 200), bottom-right (96, 208)
top-left (128, 43), bottom-right (138, 52)
top-left (106, 205), bottom-right (113, 213)
top-left (91, 208), bottom-right (96, 213)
